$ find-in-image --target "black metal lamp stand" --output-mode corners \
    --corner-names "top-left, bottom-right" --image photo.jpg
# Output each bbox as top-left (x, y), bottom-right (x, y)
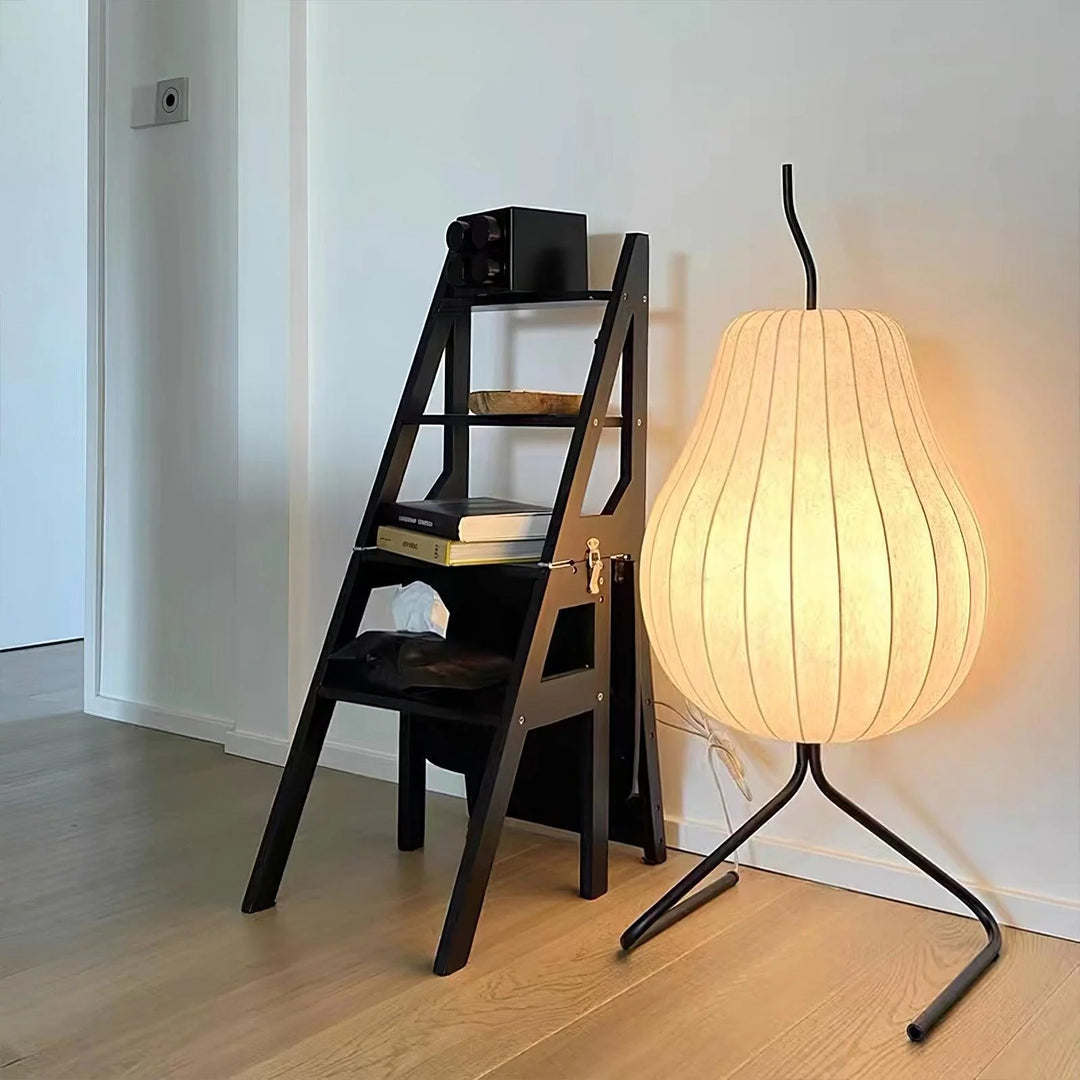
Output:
top-left (620, 166), bottom-right (1002, 1043)
top-left (620, 742), bottom-right (1001, 1042)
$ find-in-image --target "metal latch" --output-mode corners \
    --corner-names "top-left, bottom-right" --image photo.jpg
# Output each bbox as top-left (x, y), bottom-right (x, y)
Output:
top-left (586, 538), bottom-right (604, 595)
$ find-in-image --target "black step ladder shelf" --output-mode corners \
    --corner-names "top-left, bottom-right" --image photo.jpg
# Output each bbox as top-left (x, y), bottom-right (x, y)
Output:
top-left (241, 232), bottom-right (667, 975)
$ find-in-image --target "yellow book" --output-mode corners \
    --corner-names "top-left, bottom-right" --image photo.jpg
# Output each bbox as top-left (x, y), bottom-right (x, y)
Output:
top-left (376, 525), bottom-right (543, 567)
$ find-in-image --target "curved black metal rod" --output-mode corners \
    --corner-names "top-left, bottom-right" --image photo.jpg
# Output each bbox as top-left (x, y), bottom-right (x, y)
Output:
top-left (782, 163), bottom-right (818, 310)
top-left (620, 744), bottom-right (810, 951)
top-left (806, 745), bottom-right (1002, 1042)
top-left (620, 741), bottom-right (1001, 1043)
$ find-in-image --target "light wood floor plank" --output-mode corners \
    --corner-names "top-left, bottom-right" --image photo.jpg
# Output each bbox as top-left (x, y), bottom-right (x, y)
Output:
top-left (729, 920), bottom-right (1080, 1079)
top-left (3, 643), bottom-right (1078, 1080)
top-left (227, 860), bottom-right (801, 1080)
top-left (977, 962), bottom-right (1080, 1080)
top-left (2, 838), bottom-right (594, 1080)
top-left (482, 881), bottom-right (939, 1080)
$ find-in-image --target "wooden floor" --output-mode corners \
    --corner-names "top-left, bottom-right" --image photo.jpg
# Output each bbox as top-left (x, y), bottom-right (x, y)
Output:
top-left (1, 644), bottom-right (1077, 1079)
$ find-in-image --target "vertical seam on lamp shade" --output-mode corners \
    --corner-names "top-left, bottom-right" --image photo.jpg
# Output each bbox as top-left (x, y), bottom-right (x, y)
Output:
top-left (879, 314), bottom-right (973, 728)
top-left (696, 312), bottom-right (770, 732)
top-left (665, 313), bottom-right (752, 725)
top-left (822, 310), bottom-right (843, 743)
top-left (739, 310), bottom-right (784, 739)
top-left (842, 310), bottom-right (894, 741)
top-left (789, 310), bottom-right (806, 742)
top-left (869, 312), bottom-right (939, 738)
top-left (654, 313), bottom-right (747, 697)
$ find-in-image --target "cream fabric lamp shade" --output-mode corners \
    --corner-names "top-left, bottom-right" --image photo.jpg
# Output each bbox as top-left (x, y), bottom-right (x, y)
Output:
top-left (641, 308), bottom-right (986, 743)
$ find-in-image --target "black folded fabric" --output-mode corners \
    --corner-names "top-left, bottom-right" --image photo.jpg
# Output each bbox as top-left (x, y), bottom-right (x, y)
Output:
top-left (331, 631), bottom-right (512, 694)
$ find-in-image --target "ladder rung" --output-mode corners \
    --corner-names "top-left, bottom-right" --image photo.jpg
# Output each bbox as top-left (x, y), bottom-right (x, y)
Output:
top-left (317, 682), bottom-right (503, 725)
top-left (408, 414), bottom-right (622, 428)
top-left (453, 290), bottom-right (613, 311)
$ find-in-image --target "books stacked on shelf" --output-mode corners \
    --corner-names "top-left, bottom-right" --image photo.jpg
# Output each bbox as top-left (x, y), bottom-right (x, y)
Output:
top-left (376, 497), bottom-right (550, 566)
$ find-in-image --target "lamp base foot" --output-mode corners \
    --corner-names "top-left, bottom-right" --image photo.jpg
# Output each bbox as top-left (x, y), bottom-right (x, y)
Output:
top-left (620, 743), bottom-right (1002, 1044)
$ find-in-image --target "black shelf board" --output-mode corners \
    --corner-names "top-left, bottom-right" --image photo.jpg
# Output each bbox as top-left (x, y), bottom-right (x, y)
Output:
top-left (407, 413), bottom-right (622, 428)
top-left (443, 290), bottom-right (612, 312)
top-left (317, 681), bottom-right (504, 725)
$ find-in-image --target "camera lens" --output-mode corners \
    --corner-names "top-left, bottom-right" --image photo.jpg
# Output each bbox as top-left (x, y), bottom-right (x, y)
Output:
top-left (470, 215), bottom-right (502, 250)
top-left (445, 219), bottom-right (469, 253)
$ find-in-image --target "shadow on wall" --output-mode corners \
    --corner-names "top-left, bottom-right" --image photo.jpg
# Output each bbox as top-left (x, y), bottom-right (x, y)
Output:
top-left (485, 235), bottom-right (690, 512)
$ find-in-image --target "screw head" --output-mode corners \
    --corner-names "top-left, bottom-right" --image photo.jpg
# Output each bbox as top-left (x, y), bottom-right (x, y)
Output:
top-left (592, 418), bottom-right (599, 427)
top-left (518, 716), bottom-right (525, 725)
top-left (642, 295), bottom-right (648, 303)
top-left (622, 292), bottom-right (627, 300)
top-left (636, 418), bottom-right (642, 427)
top-left (597, 692), bottom-right (604, 701)
top-left (598, 577), bottom-right (604, 586)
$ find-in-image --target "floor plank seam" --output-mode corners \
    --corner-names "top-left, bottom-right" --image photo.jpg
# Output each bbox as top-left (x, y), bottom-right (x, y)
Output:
top-left (470, 874), bottom-right (804, 1080)
top-left (972, 959), bottom-right (1080, 1079)
top-left (719, 931), bottom-right (918, 1079)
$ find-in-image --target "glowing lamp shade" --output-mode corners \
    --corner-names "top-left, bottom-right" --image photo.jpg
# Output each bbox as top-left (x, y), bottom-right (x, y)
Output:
top-left (642, 308), bottom-right (986, 743)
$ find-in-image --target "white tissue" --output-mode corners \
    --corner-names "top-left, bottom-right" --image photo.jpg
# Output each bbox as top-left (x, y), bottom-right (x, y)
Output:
top-left (391, 581), bottom-right (450, 638)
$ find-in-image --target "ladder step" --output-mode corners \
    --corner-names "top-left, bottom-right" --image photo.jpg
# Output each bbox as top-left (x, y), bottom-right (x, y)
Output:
top-left (409, 414), bottom-right (622, 428)
top-left (317, 681), bottom-right (504, 725)
top-left (448, 290), bottom-right (613, 311)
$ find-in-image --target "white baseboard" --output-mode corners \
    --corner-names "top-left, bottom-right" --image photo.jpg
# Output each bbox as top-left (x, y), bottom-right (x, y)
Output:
top-left (86, 693), bottom-right (232, 744)
top-left (223, 727), bottom-right (467, 798)
top-left (667, 813), bottom-right (1080, 943)
top-left (91, 699), bottom-right (1078, 943)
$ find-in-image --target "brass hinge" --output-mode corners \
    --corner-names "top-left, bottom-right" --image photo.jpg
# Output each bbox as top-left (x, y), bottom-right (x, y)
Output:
top-left (586, 537), bottom-right (604, 595)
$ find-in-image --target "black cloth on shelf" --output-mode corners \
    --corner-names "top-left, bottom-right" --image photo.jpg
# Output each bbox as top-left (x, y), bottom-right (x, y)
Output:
top-left (332, 631), bottom-right (512, 694)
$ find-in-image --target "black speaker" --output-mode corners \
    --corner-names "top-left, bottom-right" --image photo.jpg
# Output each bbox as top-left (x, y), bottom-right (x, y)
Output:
top-left (444, 206), bottom-right (587, 294)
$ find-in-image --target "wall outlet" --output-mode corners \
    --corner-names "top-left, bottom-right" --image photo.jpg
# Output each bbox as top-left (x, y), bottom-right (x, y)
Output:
top-left (154, 77), bottom-right (188, 126)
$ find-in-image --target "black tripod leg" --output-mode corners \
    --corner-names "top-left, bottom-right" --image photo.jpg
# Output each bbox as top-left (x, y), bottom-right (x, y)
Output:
top-left (242, 694), bottom-right (335, 913)
top-left (433, 720), bottom-right (526, 976)
top-left (621, 744), bottom-right (810, 950)
top-left (807, 745), bottom-right (1001, 1042)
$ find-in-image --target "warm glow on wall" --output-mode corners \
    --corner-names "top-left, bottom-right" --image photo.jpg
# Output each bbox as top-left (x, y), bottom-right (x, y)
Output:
top-left (642, 307), bottom-right (986, 743)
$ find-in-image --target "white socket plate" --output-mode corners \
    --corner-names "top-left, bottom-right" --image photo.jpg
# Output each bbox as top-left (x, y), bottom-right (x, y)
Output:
top-left (154, 77), bottom-right (189, 126)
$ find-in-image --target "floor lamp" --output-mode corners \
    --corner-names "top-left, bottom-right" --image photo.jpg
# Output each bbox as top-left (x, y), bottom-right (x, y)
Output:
top-left (622, 165), bottom-right (1000, 1043)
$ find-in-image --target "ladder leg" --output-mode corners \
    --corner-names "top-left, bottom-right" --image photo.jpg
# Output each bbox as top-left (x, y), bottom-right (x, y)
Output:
top-left (580, 704), bottom-right (610, 899)
top-left (242, 694), bottom-right (335, 913)
top-left (433, 720), bottom-right (526, 976)
top-left (635, 580), bottom-right (667, 865)
top-left (397, 713), bottom-right (426, 852)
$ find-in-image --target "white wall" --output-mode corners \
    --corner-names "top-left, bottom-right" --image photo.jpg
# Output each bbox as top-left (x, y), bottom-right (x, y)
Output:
top-left (91, 0), bottom-right (1080, 939)
top-left (0, 0), bottom-right (87, 650)
top-left (93, 0), bottom-right (237, 727)
top-left (301, 0), bottom-right (1080, 937)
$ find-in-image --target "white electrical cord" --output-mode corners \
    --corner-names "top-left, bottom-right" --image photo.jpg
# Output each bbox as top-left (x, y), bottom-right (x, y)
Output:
top-left (654, 700), bottom-right (752, 871)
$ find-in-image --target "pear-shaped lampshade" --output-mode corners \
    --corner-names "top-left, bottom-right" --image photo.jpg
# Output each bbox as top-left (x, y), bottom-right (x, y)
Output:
top-left (642, 309), bottom-right (986, 743)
